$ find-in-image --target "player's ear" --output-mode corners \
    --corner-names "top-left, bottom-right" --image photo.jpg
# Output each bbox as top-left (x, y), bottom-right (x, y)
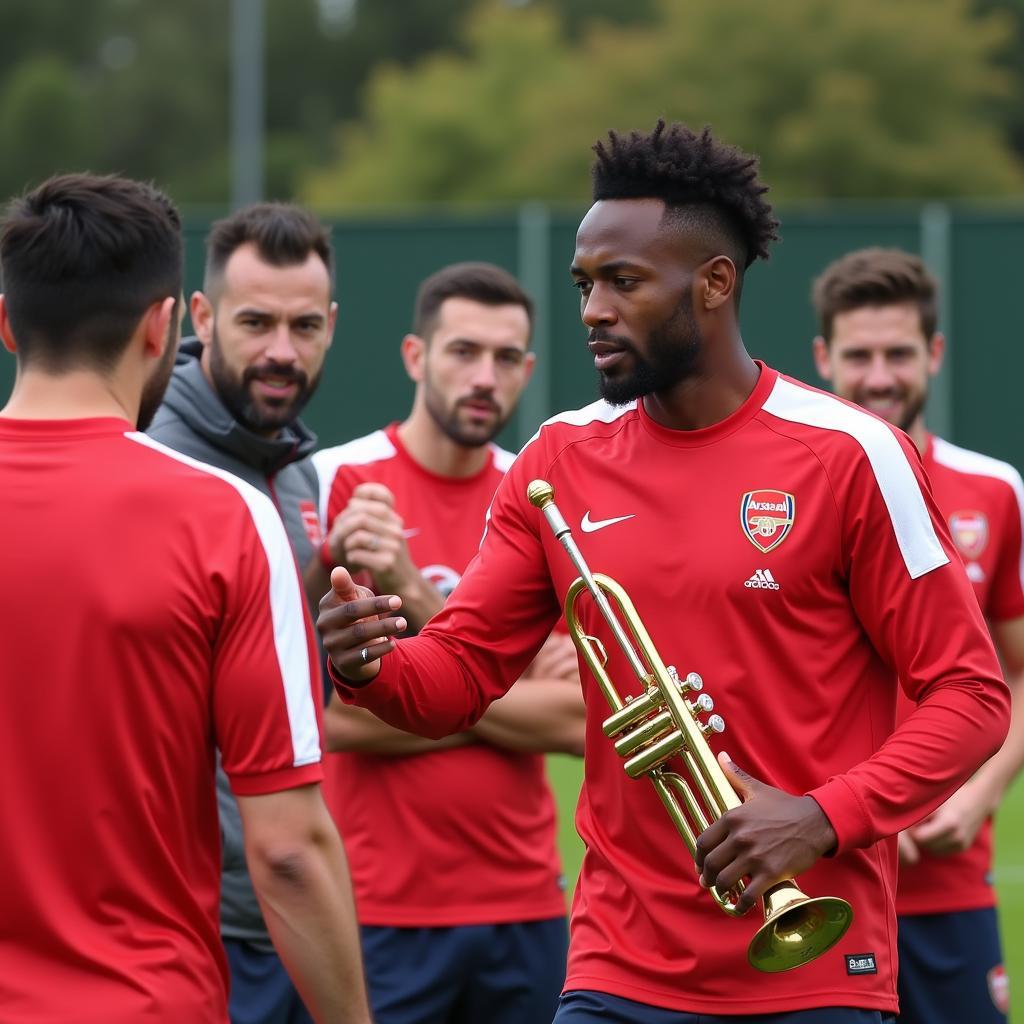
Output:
top-left (142, 296), bottom-right (177, 359)
top-left (522, 350), bottom-right (537, 384)
top-left (324, 301), bottom-right (339, 351)
top-left (812, 337), bottom-right (833, 382)
top-left (400, 334), bottom-right (426, 384)
top-left (0, 295), bottom-right (16, 354)
top-left (700, 255), bottom-right (736, 311)
top-left (926, 333), bottom-right (945, 377)
top-left (190, 291), bottom-right (215, 347)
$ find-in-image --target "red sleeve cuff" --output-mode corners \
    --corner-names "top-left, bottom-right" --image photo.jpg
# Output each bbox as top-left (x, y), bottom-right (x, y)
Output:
top-left (805, 775), bottom-right (874, 855)
top-left (228, 761), bottom-right (324, 797)
top-left (328, 654), bottom-right (379, 699)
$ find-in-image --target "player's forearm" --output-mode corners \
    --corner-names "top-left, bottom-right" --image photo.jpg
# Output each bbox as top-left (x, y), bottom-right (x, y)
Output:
top-left (471, 680), bottom-right (585, 755)
top-left (248, 818), bottom-right (372, 1023)
top-left (809, 675), bottom-right (1010, 854)
top-left (325, 700), bottom-right (473, 755)
top-left (964, 669), bottom-right (1024, 811)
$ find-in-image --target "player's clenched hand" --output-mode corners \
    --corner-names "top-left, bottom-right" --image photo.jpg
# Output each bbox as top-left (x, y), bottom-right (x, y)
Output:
top-left (694, 753), bottom-right (837, 915)
top-left (317, 566), bottom-right (407, 682)
top-left (326, 483), bottom-right (421, 594)
top-left (909, 782), bottom-right (988, 856)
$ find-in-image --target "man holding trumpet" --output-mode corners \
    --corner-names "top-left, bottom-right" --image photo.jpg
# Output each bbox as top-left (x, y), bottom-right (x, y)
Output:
top-left (317, 121), bottom-right (1009, 1023)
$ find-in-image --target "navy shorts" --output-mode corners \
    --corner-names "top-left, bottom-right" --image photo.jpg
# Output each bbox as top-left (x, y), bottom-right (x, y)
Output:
top-left (361, 916), bottom-right (568, 1024)
top-left (223, 938), bottom-right (314, 1024)
top-left (555, 991), bottom-right (895, 1024)
top-left (897, 906), bottom-right (1008, 1024)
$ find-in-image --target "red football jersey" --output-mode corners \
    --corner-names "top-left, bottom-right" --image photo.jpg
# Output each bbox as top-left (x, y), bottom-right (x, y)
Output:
top-left (895, 434), bottom-right (1024, 915)
top-left (313, 423), bottom-right (566, 926)
top-left (0, 418), bottom-right (323, 1024)
top-left (331, 366), bottom-right (1008, 1015)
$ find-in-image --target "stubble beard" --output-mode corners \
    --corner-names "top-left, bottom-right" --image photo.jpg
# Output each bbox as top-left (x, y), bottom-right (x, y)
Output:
top-left (597, 293), bottom-right (704, 406)
top-left (208, 325), bottom-right (320, 434)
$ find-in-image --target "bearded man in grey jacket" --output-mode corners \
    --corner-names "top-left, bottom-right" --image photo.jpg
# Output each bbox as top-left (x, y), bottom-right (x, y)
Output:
top-left (148, 202), bottom-right (341, 1024)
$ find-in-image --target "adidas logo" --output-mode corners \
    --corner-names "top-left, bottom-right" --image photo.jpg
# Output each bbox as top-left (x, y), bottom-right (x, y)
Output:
top-left (744, 568), bottom-right (780, 590)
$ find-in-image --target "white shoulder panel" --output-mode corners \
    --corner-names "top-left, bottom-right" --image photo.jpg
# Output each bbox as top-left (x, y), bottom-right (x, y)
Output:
top-left (312, 430), bottom-right (397, 526)
top-left (762, 379), bottom-right (948, 580)
top-left (125, 431), bottom-right (320, 767)
top-left (932, 436), bottom-right (1024, 592)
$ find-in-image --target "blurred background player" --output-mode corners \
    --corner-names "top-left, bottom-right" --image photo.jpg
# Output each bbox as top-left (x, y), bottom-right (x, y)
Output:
top-left (312, 261), bottom-right (585, 1024)
top-left (812, 247), bottom-right (1024, 1024)
top-left (316, 122), bottom-right (1010, 1023)
top-left (0, 174), bottom-right (370, 1023)
top-left (147, 202), bottom-right (341, 1024)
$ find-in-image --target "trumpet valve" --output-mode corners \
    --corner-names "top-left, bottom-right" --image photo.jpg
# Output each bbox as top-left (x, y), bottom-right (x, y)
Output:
top-left (687, 693), bottom-right (714, 716)
top-left (700, 714), bottom-right (726, 737)
top-left (668, 666), bottom-right (704, 693)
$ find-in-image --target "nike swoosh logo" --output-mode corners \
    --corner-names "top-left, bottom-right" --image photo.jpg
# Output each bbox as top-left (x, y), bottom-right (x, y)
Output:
top-left (402, 528), bottom-right (420, 539)
top-left (580, 511), bottom-right (636, 533)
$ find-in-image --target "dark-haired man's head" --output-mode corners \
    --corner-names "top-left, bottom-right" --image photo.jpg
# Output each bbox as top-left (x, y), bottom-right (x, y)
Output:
top-left (0, 172), bottom-right (183, 427)
top-left (811, 248), bottom-right (943, 438)
top-left (402, 262), bottom-right (535, 448)
top-left (573, 121), bottom-right (778, 405)
top-left (191, 202), bottom-right (337, 436)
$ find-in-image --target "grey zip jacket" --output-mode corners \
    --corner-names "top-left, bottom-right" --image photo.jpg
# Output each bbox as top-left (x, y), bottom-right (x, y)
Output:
top-left (147, 337), bottom-right (322, 950)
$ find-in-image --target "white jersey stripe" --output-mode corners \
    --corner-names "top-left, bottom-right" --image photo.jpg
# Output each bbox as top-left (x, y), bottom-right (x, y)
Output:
top-left (932, 436), bottom-right (1024, 594)
top-left (126, 432), bottom-right (320, 767)
top-left (312, 430), bottom-right (397, 526)
top-left (763, 379), bottom-right (949, 580)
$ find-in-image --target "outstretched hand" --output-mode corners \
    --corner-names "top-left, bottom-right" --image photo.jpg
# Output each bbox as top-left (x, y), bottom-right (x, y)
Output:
top-left (693, 753), bottom-right (837, 915)
top-left (317, 566), bottom-right (407, 683)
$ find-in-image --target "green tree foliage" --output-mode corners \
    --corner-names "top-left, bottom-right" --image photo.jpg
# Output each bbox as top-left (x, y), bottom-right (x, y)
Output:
top-left (305, 0), bottom-right (1024, 205)
top-left (0, 0), bottom-right (656, 205)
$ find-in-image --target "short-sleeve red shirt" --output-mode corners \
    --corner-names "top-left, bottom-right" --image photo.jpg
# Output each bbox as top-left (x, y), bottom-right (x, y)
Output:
top-left (0, 418), bottom-right (323, 1024)
top-left (314, 424), bottom-right (566, 926)
top-left (895, 434), bottom-right (1024, 915)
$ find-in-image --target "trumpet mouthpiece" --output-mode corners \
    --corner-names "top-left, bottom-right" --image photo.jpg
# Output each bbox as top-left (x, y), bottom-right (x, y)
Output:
top-left (527, 479), bottom-right (555, 509)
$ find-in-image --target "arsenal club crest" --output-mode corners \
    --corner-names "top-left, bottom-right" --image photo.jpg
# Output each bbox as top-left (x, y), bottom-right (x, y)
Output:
top-left (741, 489), bottom-right (795, 554)
top-left (949, 510), bottom-right (988, 560)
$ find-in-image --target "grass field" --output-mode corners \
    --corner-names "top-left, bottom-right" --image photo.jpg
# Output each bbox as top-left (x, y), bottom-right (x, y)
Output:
top-left (547, 754), bottom-right (1024, 1019)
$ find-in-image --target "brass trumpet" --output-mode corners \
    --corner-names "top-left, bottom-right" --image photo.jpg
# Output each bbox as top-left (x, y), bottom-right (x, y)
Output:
top-left (527, 479), bottom-right (853, 973)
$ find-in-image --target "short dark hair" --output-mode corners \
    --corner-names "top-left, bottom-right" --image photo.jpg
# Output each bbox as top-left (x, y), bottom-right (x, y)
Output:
top-left (0, 173), bottom-right (182, 372)
top-left (413, 262), bottom-right (534, 341)
top-left (204, 202), bottom-right (334, 295)
top-left (812, 248), bottom-right (939, 342)
top-left (591, 120), bottom-right (779, 273)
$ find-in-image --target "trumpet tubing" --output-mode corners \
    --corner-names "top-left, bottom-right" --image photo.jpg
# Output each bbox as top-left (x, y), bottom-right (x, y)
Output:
top-left (527, 478), bottom-right (853, 973)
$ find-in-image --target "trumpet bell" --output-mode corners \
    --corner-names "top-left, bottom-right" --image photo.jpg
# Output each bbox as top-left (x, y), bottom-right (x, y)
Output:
top-left (748, 890), bottom-right (854, 973)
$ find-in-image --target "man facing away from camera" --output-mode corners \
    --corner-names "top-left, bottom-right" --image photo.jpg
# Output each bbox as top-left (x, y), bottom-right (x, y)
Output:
top-left (0, 174), bottom-right (370, 1023)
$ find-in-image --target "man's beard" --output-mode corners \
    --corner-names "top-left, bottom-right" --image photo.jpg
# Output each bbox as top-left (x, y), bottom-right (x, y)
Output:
top-left (596, 292), bottom-right (703, 406)
top-left (137, 321), bottom-right (180, 431)
top-left (208, 326), bottom-right (320, 434)
top-left (424, 381), bottom-right (508, 449)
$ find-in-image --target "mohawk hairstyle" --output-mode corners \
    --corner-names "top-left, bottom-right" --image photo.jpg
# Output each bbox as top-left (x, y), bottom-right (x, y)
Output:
top-left (592, 120), bottom-right (779, 269)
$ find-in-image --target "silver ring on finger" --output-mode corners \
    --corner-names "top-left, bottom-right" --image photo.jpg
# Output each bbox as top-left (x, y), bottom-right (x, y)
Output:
top-left (360, 647), bottom-right (371, 664)
top-left (369, 534), bottom-right (380, 552)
